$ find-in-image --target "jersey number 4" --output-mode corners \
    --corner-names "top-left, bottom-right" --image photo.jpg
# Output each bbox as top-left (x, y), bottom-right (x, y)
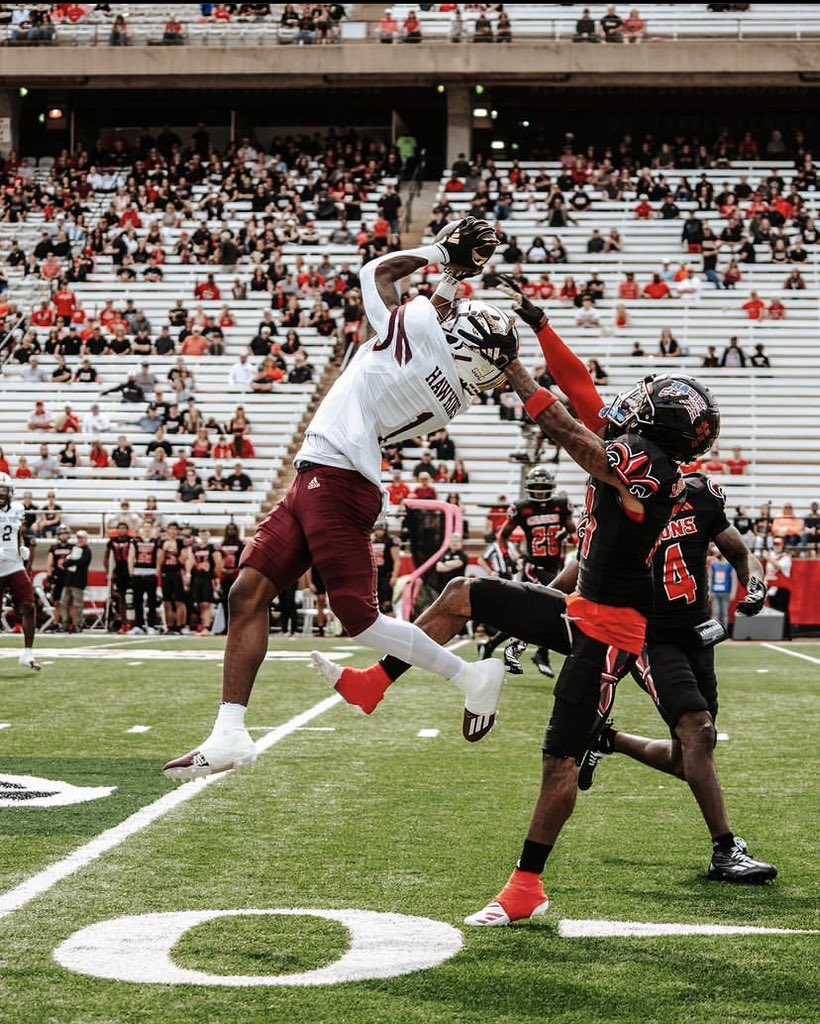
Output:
top-left (663, 542), bottom-right (697, 604)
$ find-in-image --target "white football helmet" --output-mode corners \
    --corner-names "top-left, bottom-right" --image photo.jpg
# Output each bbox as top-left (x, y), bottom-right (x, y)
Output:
top-left (442, 299), bottom-right (517, 395)
top-left (0, 472), bottom-right (12, 509)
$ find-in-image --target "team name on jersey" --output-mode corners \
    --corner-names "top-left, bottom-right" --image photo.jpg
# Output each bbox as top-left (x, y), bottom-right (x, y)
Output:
top-left (424, 366), bottom-right (462, 420)
top-left (657, 514), bottom-right (697, 542)
top-left (524, 512), bottom-right (562, 527)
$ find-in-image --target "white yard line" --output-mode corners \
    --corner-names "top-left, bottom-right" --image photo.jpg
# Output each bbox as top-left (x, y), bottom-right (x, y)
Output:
top-left (762, 643), bottom-right (820, 667)
top-left (559, 918), bottom-right (818, 938)
top-left (0, 693), bottom-right (342, 923)
top-left (447, 639), bottom-right (471, 652)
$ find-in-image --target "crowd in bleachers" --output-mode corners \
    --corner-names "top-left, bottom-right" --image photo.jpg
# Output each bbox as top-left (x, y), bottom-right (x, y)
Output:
top-left (1, 4), bottom-right (349, 46)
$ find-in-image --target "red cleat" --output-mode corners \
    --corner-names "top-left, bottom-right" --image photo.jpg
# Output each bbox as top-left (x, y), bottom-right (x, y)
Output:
top-left (310, 652), bottom-right (392, 715)
top-left (464, 869), bottom-right (550, 927)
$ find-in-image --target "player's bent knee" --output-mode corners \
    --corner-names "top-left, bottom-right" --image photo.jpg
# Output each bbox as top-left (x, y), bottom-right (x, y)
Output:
top-left (440, 576), bottom-right (472, 614)
top-left (229, 568), bottom-right (276, 619)
top-left (675, 711), bottom-right (716, 750)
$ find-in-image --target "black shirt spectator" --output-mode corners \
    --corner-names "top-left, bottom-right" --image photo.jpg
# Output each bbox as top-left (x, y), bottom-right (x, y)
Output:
top-left (226, 466), bottom-right (253, 491)
top-left (681, 214), bottom-right (704, 246)
top-left (600, 6), bottom-right (624, 41)
top-left (574, 9), bottom-right (599, 41)
top-left (586, 229), bottom-right (605, 254)
top-left (750, 344), bottom-right (771, 368)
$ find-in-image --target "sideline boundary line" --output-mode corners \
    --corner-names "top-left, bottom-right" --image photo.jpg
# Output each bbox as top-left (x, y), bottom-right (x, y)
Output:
top-left (762, 643), bottom-right (820, 667)
top-left (0, 694), bottom-right (342, 923)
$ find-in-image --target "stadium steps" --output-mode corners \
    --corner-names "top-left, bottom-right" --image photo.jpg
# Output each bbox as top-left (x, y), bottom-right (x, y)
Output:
top-left (404, 181), bottom-right (442, 247)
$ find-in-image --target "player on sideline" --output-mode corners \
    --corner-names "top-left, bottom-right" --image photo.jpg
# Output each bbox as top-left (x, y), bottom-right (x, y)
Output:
top-left (320, 282), bottom-right (721, 923)
top-left (164, 218), bottom-right (516, 780)
top-left (0, 473), bottom-right (41, 671)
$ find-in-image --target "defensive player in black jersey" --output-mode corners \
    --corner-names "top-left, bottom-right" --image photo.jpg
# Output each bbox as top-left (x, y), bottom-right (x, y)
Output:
top-left (493, 466), bottom-right (575, 676)
top-left (314, 283), bottom-right (720, 925)
top-left (190, 529), bottom-right (223, 633)
top-left (573, 473), bottom-right (776, 883)
top-left (46, 525), bottom-right (72, 631)
top-left (128, 522), bottom-right (160, 634)
top-left (104, 521), bottom-right (133, 633)
top-left (215, 522), bottom-right (244, 634)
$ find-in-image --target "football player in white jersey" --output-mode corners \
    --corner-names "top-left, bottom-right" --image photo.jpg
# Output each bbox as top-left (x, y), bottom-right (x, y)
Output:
top-left (165, 218), bottom-right (520, 780)
top-left (0, 473), bottom-right (40, 670)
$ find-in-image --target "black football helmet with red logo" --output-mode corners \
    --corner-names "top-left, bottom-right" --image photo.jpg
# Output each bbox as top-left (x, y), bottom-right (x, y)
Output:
top-left (525, 466), bottom-right (556, 502)
top-left (604, 374), bottom-right (720, 462)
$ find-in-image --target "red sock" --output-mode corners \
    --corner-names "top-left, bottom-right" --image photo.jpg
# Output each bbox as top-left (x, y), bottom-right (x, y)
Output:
top-left (496, 869), bottom-right (549, 920)
top-left (335, 663), bottom-right (393, 715)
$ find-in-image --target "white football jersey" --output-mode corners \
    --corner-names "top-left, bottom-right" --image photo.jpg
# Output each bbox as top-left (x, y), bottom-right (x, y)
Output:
top-left (0, 505), bottom-right (24, 577)
top-left (298, 296), bottom-right (469, 488)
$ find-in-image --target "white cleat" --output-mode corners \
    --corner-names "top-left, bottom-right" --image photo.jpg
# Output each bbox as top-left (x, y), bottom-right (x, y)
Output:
top-left (464, 896), bottom-right (550, 928)
top-left (460, 658), bottom-right (506, 742)
top-left (310, 650), bottom-right (342, 687)
top-left (19, 655), bottom-right (41, 671)
top-left (162, 728), bottom-right (257, 781)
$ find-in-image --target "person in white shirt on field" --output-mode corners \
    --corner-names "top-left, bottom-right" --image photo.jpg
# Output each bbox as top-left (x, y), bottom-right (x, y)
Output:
top-left (0, 474), bottom-right (40, 670)
top-left (165, 217), bottom-right (518, 780)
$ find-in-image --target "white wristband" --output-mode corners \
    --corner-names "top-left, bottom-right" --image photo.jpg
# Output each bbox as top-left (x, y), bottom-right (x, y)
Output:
top-left (433, 274), bottom-right (459, 302)
top-left (407, 243), bottom-right (449, 266)
top-left (20, 546), bottom-right (30, 562)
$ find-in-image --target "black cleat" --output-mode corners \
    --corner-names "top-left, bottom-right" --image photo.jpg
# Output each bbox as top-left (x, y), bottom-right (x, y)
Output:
top-left (532, 649), bottom-right (554, 678)
top-left (708, 838), bottom-right (777, 884)
top-left (503, 640), bottom-right (527, 675)
top-left (577, 721), bottom-right (616, 792)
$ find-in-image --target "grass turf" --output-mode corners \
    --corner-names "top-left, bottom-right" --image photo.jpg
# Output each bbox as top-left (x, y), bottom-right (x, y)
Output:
top-left (0, 636), bottom-right (817, 1023)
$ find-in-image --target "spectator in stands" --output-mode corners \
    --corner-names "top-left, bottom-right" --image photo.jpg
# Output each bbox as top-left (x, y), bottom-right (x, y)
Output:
top-left (111, 436), bottom-right (136, 470)
top-left (226, 462), bottom-right (253, 492)
top-left (82, 403), bottom-right (111, 434)
top-left (559, 276), bottom-right (579, 303)
top-left (618, 271), bottom-right (640, 300)
top-left (658, 327), bottom-right (680, 357)
top-left (252, 355), bottom-right (286, 392)
top-left (704, 447), bottom-right (726, 475)
top-left (15, 458), bottom-right (32, 481)
top-left (20, 356), bottom-right (48, 383)
top-left (74, 358), bottom-right (99, 384)
top-left (139, 404), bottom-right (165, 434)
top-left (742, 290), bottom-right (767, 320)
top-left (496, 11), bottom-right (512, 42)
top-left (725, 446), bottom-right (749, 475)
top-left (772, 505), bottom-right (803, 549)
top-left (0, 448), bottom-right (7, 476)
top-left (230, 432), bottom-right (256, 460)
top-left (473, 10), bottom-right (494, 42)
top-left (207, 464), bottom-right (228, 491)
top-left (378, 10), bottom-right (399, 42)
top-left (801, 502), bottom-right (819, 553)
top-left (177, 467), bottom-right (205, 504)
top-left (573, 7), bottom-right (600, 41)
top-left (378, 184), bottom-right (402, 234)
top-left (784, 268), bottom-right (806, 290)
top-left (634, 195), bottom-right (654, 219)
top-left (59, 441), bottom-right (80, 469)
top-left (172, 449), bottom-right (193, 482)
top-left (429, 428), bottom-right (456, 462)
top-left (194, 273), bottom-right (221, 300)
top-left (623, 7), bottom-right (646, 42)
top-left (146, 447), bottom-right (171, 481)
top-left (109, 13), bottom-right (130, 46)
top-left (750, 343), bottom-right (771, 368)
top-left (386, 470), bottom-right (409, 507)
top-left (722, 260), bottom-right (742, 288)
top-left (643, 273), bottom-right (671, 299)
top-left (587, 358), bottom-right (608, 385)
top-left (768, 296), bottom-right (786, 320)
top-left (413, 450), bottom-right (437, 479)
top-left (601, 5), bottom-right (624, 41)
top-left (413, 472), bottom-right (437, 500)
top-left (34, 443), bottom-right (61, 480)
top-left (228, 352), bottom-right (256, 389)
top-left (402, 10), bottom-right (422, 43)
top-left (27, 400), bottom-right (53, 432)
top-left (612, 304), bottom-right (630, 329)
top-left (163, 14), bottom-right (185, 44)
top-left (89, 439), bottom-right (111, 471)
top-left (586, 229), bottom-right (605, 254)
top-left (55, 403), bottom-right (81, 433)
top-left (575, 296), bottom-right (600, 328)
top-left (288, 350), bottom-right (314, 383)
top-left (721, 336), bottom-right (746, 368)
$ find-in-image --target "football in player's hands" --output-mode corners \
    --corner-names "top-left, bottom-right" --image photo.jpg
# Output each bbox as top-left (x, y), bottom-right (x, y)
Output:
top-left (435, 217), bottom-right (498, 279)
top-left (497, 274), bottom-right (548, 330)
top-left (736, 575), bottom-right (766, 616)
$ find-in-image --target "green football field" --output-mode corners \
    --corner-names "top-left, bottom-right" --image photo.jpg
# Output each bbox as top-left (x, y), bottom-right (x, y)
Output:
top-left (0, 634), bottom-right (817, 1024)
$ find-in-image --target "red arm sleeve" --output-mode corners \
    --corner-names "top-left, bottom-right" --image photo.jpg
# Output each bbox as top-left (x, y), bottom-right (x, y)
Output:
top-left (535, 321), bottom-right (607, 434)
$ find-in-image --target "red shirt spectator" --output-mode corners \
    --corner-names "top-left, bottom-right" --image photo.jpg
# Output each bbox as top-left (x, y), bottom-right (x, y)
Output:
top-left (643, 276), bottom-right (671, 299)
top-left (0, 455), bottom-right (9, 474)
top-left (53, 287), bottom-right (77, 319)
top-left (388, 480), bottom-right (410, 505)
top-left (181, 332), bottom-right (210, 356)
top-left (230, 436), bottom-right (256, 459)
top-left (444, 175), bottom-right (465, 193)
top-left (742, 294), bottom-right (767, 320)
top-left (768, 297), bottom-right (786, 320)
top-left (634, 198), bottom-right (654, 219)
top-left (213, 440), bottom-right (232, 460)
top-left (559, 279), bottom-right (578, 302)
top-left (618, 278), bottom-right (640, 300)
top-left (15, 462), bottom-right (33, 479)
top-left (414, 484), bottom-right (437, 500)
top-left (704, 456), bottom-right (726, 475)
top-left (70, 307), bottom-right (87, 326)
top-left (172, 455), bottom-right (192, 480)
top-left (31, 304), bottom-right (56, 327)
top-left (120, 208), bottom-right (142, 228)
top-left (90, 444), bottom-right (111, 469)
top-left (195, 278), bottom-right (221, 300)
top-left (726, 456), bottom-right (749, 475)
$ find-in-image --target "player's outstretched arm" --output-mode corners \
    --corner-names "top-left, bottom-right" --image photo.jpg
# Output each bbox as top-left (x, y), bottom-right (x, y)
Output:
top-left (499, 275), bottom-right (606, 435)
top-left (715, 526), bottom-right (765, 615)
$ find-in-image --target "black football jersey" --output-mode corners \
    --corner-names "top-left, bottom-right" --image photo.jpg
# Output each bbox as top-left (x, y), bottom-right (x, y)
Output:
top-left (576, 433), bottom-right (682, 617)
top-left (106, 537), bottom-right (131, 565)
top-left (372, 535), bottom-right (396, 576)
top-left (647, 473), bottom-right (730, 641)
top-left (131, 538), bottom-right (159, 570)
top-left (504, 496), bottom-right (572, 571)
top-left (49, 542), bottom-right (72, 580)
top-left (192, 542), bottom-right (217, 576)
top-left (219, 541), bottom-right (245, 577)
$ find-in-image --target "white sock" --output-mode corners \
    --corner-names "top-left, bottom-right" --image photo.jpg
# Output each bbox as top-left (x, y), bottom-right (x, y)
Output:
top-left (20, 648), bottom-right (33, 661)
top-left (355, 614), bottom-right (465, 681)
top-left (215, 702), bottom-right (247, 731)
